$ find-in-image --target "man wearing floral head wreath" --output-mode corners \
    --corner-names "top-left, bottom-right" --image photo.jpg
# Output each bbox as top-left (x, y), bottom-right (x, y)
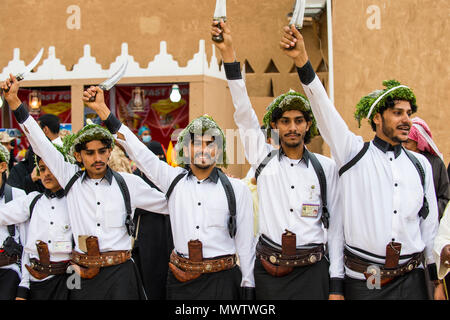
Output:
top-left (0, 143), bottom-right (26, 299)
top-left (404, 117), bottom-right (449, 219)
top-left (212, 19), bottom-right (343, 300)
top-left (1, 74), bottom-right (168, 300)
top-left (0, 142), bottom-right (73, 300)
top-left (81, 85), bottom-right (255, 300)
top-left (280, 25), bottom-right (439, 299)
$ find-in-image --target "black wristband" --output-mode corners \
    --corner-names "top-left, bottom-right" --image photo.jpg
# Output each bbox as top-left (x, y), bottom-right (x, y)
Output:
top-left (13, 103), bottom-right (30, 124)
top-left (296, 60), bottom-right (316, 86)
top-left (223, 62), bottom-right (242, 80)
top-left (16, 286), bottom-right (30, 300)
top-left (103, 113), bottom-right (122, 134)
top-left (427, 263), bottom-right (438, 281)
top-left (329, 277), bottom-right (344, 296)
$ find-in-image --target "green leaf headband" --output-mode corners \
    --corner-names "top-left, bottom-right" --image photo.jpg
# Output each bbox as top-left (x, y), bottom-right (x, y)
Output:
top-left (34, 141), bottom-right (76, 175)
top-left (68, 124), bottom-right (115, 159)
top-left (174, 114), bottom-right (227, 168)
top-left (355, 80), bottom-right (417, 127)
top-left (0, 144), bottom-right (10, 165)
top-left (263, 91), bottom-right (318, 138)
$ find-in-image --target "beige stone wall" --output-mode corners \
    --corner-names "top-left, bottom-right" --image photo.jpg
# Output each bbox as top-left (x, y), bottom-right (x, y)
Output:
top-left (332, 0), bottom-right (450, 163)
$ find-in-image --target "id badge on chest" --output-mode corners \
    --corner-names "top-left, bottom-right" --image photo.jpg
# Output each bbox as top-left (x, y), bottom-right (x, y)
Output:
top-left (53, 241), bottom-right (72, 252)
top-left (301, 203), bottom-right (320, 218)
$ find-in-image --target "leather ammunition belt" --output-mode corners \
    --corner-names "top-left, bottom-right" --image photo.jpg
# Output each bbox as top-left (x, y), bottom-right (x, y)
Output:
top-left (256, 236), bottom-right (324, 267)
top-left (170, 250), bottom-right (236, 274)
top-left (344, 249), bottom-right (423, 280)
top-left (28, 258), bottom-right (70, 275)
top-left (0, 251), bottom-right (18, 267)
top-left (71, 250), bottom-right (131, 268)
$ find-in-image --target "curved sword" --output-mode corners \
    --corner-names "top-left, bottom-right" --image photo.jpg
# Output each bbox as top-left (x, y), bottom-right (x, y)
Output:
top-left (2, 48), bottom-right (44, 93)
top-left (290, 0), bottom-right (306, 30)
top-left (212, 0), bottom-right (227, 43)
top-left (89, 60), bottom-right (128, 102)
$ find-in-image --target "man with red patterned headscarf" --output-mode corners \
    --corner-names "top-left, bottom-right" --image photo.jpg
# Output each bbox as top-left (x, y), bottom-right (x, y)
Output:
top-left (404, 117), bottom-right (449, 220)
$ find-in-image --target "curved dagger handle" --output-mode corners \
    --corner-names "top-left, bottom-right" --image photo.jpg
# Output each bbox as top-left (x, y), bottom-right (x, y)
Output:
top-left (212, 18), bottom-right (226, 43)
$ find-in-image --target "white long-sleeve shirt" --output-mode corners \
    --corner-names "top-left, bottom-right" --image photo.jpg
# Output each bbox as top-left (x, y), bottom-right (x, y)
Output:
top-left (224, 62), bottom-right (344, 281)
top-left (0, 183), bottom-right (26, 278)
top-left (297, 62), bottom-right (439, 280)
top-left (0, 190), bottom-right (71, 290)
top-left (107, 118), bottom-right (255, 288)
top-left (434, 204), bottom-right (450, 279)
top-left (14, 105), bottom-right (169, 254)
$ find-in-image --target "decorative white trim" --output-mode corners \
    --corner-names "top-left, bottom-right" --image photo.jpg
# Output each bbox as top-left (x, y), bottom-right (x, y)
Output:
top-left (0, 40), bottom-right (227, 82)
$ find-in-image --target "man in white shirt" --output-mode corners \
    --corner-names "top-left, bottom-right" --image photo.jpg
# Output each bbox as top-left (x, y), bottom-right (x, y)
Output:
top-left (0, 143), bottom-right (26, 299)
top-left (280, 25), bottom-right (439, 299)
top-left (81, 85), bottom-right (256, 300)
top-left (212, 20), bottom-right (344, 300)
top-left (0, 145), bottom-right (72, 300)
top-left (433, 203), bottom-right (450, 299)
top-left (2, 74), bottom-right (169, 300)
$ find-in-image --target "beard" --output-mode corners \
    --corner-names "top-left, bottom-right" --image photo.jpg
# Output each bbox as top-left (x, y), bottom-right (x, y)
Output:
top-left (192, 153), bottom-right (215, 169)
top-left (280, 132), bottom-right (303, 148)
top-left (381, 117), bottom-right (410, 143)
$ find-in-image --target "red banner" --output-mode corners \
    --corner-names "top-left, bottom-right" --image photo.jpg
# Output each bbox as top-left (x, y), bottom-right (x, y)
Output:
top-left (113, 84), bottom-right (189, 148)
top-left (9, 88), bottom-right (71, 151)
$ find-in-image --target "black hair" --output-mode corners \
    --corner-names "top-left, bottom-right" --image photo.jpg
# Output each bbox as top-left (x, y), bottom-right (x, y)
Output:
top-left (369, 96), bottom-right (417, 131)
top-left (271, 107), bottom-right (313, 144)
top-left (38, 114), bottom-right (60, 134)
top-left (74, 139), bottom-right (113, 153)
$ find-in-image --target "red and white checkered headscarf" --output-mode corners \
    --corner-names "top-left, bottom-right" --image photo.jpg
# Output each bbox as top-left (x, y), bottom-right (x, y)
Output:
top-left (408, 117), bottom-right (443, 160)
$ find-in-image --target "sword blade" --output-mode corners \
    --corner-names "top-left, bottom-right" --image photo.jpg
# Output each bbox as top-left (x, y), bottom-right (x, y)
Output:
top-left (290, 0), bottom-right (306, 29)
top-left (213, 0), bottom-right (227, 18)
top-left (21, 48), bottom-right (44, 75)
top-left (16, 48), bottom-right (44, 80)
top-left (99, 61), bottom-right (128, 91)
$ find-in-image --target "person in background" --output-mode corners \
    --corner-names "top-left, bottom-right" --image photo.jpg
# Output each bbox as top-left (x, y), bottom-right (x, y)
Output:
top-left (433, 203), bottom-right (450, 300)
top-left (0, 143), bottom-right (26, 300)
top-left (404, 117), bottom-right (449, 220)
top-left (132, 140), bottom-right (173, 299)
top-left (7, 146), bottom-right (45, 194)
top-left (38, 114), bottom-right (62, 146)
top-left (138, 125), bottom-right (152, 143)
top-left (108, 145), bottom-right (133, 174)
top-left (0, 132), bottom-right (16, 170)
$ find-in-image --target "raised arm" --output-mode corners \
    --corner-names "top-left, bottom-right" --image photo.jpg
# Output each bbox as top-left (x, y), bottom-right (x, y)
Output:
top-left (1, 74), bottom-right (77, 188)
top-left (212, 20), bottom-right (273, 168)
top-left (82, 87), bottom-right (184, 193)
top-left (323, 160), bottom-right (345, 298)
top-left (280, 26), bottom-right (364, 167)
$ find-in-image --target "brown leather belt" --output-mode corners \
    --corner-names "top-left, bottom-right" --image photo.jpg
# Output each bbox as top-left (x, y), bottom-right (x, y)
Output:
top-left (0, 251), bottom-right (18, 267)
top-left (256, 236), bottom-right (324, 267)
top-left (344, 249), bottom-right (423, 280)
top-left (27, 258), bottom-right (70, 278)
top-left (71, 250), bottom-right (131, 268)
top-left (170, 250), bottom-right (237, 274)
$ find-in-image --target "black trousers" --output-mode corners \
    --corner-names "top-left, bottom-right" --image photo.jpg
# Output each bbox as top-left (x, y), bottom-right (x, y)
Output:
top-left (254, 258), bottom-right (330, 300)
top-left (166, 266), bottom-right (241, 300)
top-left (68, 259), bottom-right (146, 300)
top-left (30, 274), bottom-right (69, 300)
top-left (132, 211), bottom-right (173, 299)
top-left (0, 268), bottom-right (20, 300)
top-left (344, 268), bottom-right (428, 300)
